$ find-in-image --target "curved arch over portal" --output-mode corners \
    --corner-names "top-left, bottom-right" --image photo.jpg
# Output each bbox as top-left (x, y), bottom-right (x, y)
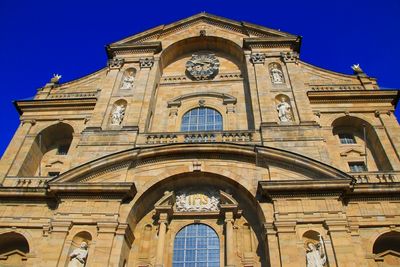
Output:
top-left (127, 171), bottom-right (269, 267)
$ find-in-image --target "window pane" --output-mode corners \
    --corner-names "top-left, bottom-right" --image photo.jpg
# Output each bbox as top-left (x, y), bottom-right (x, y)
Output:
top-left (349, 162), bottom-right (367, 172)
top-left (181, 108), bottom-right (222, 132)
top-left (339, 133), bottom-right (356, 144)
top-left (173, 224), bottom-right (220, 267)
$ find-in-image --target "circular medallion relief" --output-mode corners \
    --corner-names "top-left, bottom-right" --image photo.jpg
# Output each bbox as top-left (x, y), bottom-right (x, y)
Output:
top-left (186, 53), bottom-right (220, 80)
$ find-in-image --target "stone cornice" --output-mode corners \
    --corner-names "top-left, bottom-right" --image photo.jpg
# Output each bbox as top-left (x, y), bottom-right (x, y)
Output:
top-left (106, 42), bottom-right (162, 58)
top-left (307, 90), bottom-right (399, 105)
top-left (14, 98), bottom-right (97, 115)
top-left (48, 182), bottom-right (136, 200)
top-left (243, 37), bottom-right (301, 52)
top-left (258, 180), bottom-right (352, 200)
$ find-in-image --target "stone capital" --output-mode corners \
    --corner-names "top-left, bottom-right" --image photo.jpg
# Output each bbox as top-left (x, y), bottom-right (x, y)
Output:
top-left (280, 51), bottom-right (299, 63)
top-left (108, 58), bottom-right (124, 70)
top-left (140, 57), bottom-right (154, 69)
top-left (250, 53), bottom-right (266, 64)
top-left (274, 221), bottom-right (296, 233)
top-left (324, 220), bottom-right (348, 233)
top-left (51, 221), bottom-right (72, 233)
top-left (97, 222), bottom-right (119, 233)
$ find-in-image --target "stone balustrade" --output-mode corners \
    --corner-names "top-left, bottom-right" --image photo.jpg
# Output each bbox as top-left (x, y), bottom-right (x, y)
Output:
top-left (3, 176), bottom-right (54, 187)
top-left (143, 130), bottom-right (255, 145)
top-left (351, 171), bottom-right (400, 184)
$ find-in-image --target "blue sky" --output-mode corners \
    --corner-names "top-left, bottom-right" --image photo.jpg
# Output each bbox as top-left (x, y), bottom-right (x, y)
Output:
top-left (1, 0), bottom-right (399, 156)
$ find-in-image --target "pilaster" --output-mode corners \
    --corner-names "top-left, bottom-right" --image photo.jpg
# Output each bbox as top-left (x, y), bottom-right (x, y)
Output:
top-left (264, 222), bottom-right (281, 267)
top-left (244, 52), bottom-right (262, 130)
top-left (251, 53), bottom-right (276, 123)
top-left (92, 222), bottom-right (118, 267)
top-left (85, 58), bottom-right (123, 129)
top-left (0, 120), bottom-right (35, 181)
top-left (275, 221), bottom-right (303, 267)
top-left (155, 213), bottom-right (169, 267)
top-left (281, 52), bottom-right (315, 123)
top-left (325, 220), bottom-right (367, 267)
top-left (48, 221), bottom-right (72, 266)
top-left (137, 56), bottom-right (159, 132)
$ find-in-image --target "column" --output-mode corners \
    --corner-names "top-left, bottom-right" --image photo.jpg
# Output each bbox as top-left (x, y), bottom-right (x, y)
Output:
top-left (243, 52), bottom-right (262, 130)
top-left (275, 221), bottom-right (303, 267)
top-left (45, 221), bottom-right (71, 266)
top-left (108, 224), bottom-right (134, 267)
top-left (155, 213), bottom-right (168, 267)
top-left (225, 211), bottom-right (235, 267)
top-left (325, 220), bottom-right (367, 267)
top-left (86, 58), bottom-right (122, 129)
top-left (281, 52), bottom-right (315, 123)
top-left (264, 222), bottom-right (281, 267)
top-left (137, 57), bottom-right (159, 131)
top-left (92, 222), bottom-right (118, 267)
top-left (251, 54), bottom-right (277, 123)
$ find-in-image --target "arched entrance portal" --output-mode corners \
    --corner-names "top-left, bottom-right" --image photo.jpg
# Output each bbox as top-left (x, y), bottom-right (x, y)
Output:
top-left (126, 172), bottom-right (269, 267)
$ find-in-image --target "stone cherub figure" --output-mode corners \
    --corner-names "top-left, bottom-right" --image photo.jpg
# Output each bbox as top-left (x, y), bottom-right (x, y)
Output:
top-left (276, 97), bottom-right (292, 122)
top-left (306, 239), bottom-right (326, 267)
top-left (68, 241), bottom-right (88, 267)
top-left (110, 104), bottom-right (126, 125)
top-left (120, 71), bottom-right (135, 89)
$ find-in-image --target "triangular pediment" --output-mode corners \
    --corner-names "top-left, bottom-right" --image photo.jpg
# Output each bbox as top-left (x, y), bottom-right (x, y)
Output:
top-left (109, 12), bottom-right (298, 46)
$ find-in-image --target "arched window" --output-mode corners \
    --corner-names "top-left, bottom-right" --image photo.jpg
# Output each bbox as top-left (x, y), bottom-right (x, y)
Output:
top-left (173, 224), bottom-right (219, 267)
top-left (181, 107), bottom-right (222, 132)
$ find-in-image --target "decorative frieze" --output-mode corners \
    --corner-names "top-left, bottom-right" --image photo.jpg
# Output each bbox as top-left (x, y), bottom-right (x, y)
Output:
top-left (250, 53), bottom-right (266, 64)
top-left (139, 57), bottom-right (154, 68)
top-left (107, 58), bottom-right (124, 69)
top-left (280, 51), bottom-right (299, 63)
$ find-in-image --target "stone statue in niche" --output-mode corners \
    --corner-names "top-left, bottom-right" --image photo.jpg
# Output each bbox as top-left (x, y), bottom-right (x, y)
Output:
top-left (68, 242), bottom-right (88, 267)
top-left (305, 237), bottom-right (326, 267)
top-left (120, 70), bottom-right (135, 90)
top-left (276, 97), bottom-right (292, 122)
top-left (110, 104), bottom-right (126, 125)
top-left (269, 63), bottom-right (284, 84)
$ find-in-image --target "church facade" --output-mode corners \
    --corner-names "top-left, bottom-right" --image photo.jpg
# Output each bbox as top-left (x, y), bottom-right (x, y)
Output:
top-left (0, 13), bottom-right (399, 267)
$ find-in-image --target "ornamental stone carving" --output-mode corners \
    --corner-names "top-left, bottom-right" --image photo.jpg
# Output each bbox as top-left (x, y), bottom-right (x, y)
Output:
top-left (250, 53), bottom-right (266, 64)
top-left (139, 57), bottom-right (154, 68)
top-left (175, 190), bottom-right (219, 212)
top-left (280, 51), bottom-right (299, 63)
top-left (186, 53), bottom-right (220, 80)
top-left (108, 58), bottom-right (124, 69)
